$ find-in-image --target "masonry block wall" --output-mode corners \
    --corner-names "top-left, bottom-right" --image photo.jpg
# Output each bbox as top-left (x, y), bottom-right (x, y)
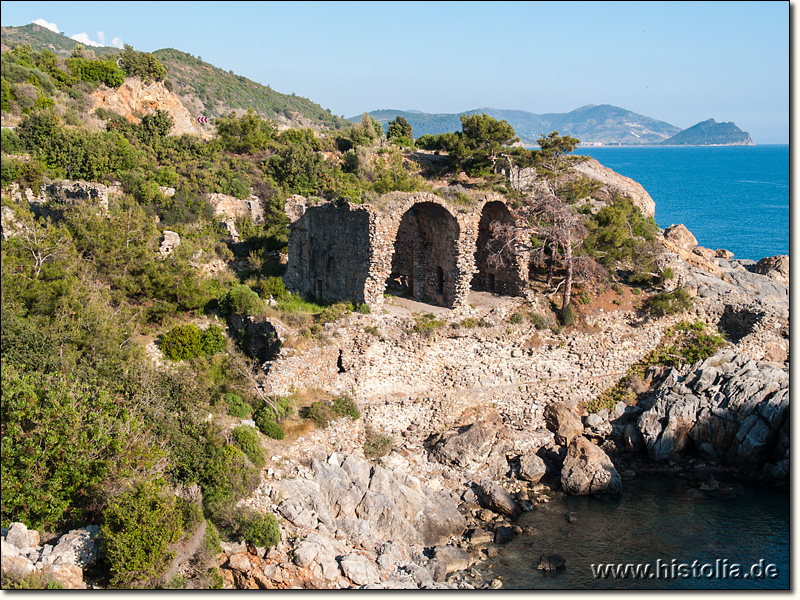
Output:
top-left (285, 192), bottom-right (528, 311)
top-left (284, 198), bottom-right (372, 304)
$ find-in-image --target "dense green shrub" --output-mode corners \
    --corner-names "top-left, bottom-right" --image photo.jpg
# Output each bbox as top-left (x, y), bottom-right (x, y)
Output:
top-left (1, 127), bottom-right (26, 154)
top-left (219, 284), bottom-right (264, 318)
top-left (259, 420), bottom-right (285, 440)
top-left (332, 394), bottom-right (360, 420)
top-left (642, 288), bottom-right (693, 317)
top-left (117, 45), bottom-right (167, 83)
top-left (259, 276), bottom-right (289, 301)
top-left (200, 444), bottom-right (260, 512)
top-left (160, 324), bottom-right (204, 360)
top-left (1, 365), bottom-right (155, 530)
top-left (201, 324), bottom-right (227, 356)
top-left (253, 397), bottom-right (291, 425)
top-left (306, 401), bottom-right (336, 428)
top-left (100, 481), bottom-right (185, 588)
top-left (236, 509), bottom-right (280, 548)
top-left (231, 426), bottom-right (265, 468)
top-left (316, 301), bottom-right (354, 324)
top-left (66, 57), bottom-right (124, 88)
top-left (224, 393), bottom-right (251, 418)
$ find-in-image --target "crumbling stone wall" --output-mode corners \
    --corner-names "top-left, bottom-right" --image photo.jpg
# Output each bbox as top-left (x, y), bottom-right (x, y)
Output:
top-left (284, 200), bottom-right (372, 304)
top-left (10, 180), bottom-right (116, 219)
top-left (472, 200), bottom-right (526, 295)
top-left (285, 192), bottom-right (529, 311)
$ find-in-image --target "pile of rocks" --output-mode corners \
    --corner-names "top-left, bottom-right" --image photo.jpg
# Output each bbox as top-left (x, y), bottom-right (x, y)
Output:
top-left (1, 523), bottom-right (100, 589)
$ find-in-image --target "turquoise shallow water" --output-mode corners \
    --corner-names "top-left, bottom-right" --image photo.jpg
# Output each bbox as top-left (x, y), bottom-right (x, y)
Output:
top-left (480, 474), bottom-right (790, 590)
top-left (578, 145), bottom-right (789, 262)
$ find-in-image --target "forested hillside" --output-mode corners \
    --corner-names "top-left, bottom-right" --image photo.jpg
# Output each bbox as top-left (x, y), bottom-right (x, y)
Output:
top-left (1, 23), bottom-right (349, 130)
top-left (362, 104), bottom-right (683, 146)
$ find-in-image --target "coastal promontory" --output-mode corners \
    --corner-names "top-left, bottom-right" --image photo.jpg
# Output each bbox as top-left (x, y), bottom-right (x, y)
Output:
top-left (661, 118), bottom-right (755, 146)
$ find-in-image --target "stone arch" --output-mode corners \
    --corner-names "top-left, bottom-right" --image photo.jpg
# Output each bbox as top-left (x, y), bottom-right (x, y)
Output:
top-left (386, 201), bottom-right (461, 306)
top-left (473, 200), bottom-right (516, 293)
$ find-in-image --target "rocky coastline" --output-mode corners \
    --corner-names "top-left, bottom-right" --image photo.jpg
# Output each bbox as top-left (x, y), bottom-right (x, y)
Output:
top-left (1, 226), bottom-right (788, 589)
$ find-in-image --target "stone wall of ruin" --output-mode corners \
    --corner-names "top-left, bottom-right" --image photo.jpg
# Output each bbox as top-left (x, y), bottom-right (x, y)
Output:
top-left (284, 201), bottom-right (372, 304)
top-left (285, 192), bottom-right (529, 312)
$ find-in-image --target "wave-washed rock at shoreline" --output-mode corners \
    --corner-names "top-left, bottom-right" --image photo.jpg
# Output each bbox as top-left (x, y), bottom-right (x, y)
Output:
top-left (636, 349), bottom-right (789, 481)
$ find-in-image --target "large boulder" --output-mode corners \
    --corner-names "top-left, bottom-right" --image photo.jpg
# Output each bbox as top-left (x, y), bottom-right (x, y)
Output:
top-left (49, 525), bottom-right (100, 569)
top-left (158, 230), bottom-right (180, 256)
top-left (544, 402), bottom-right (584, 446)
top-left (476, 480), bottom-right (519, 517)
top-left (751, 255), bottom-right (789, 287)
top-left (339, 552), bottom-right (379, 586)
top-left (517, 452), bottom-right (547, 483)
top-left (40, 564), bottom-right (85, 589)
top-left (663, 224), bottom-right (698, 252)
top-left (5, 523), bottom-right (39, 549)
top-left (428, 409), bottom-right (513, 476)
top-left (560, 436), bottom-right (622, 495)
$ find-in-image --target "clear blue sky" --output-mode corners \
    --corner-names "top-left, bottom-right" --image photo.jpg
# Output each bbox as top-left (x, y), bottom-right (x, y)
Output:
top-left (1, 0), bottom-right (790, 143)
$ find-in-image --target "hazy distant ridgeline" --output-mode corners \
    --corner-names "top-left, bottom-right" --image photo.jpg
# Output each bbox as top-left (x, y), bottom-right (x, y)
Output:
top-left (359, 104), bottom-right (683, 146)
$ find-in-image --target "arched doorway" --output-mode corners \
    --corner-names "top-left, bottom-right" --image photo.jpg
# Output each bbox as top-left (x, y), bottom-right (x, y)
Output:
top-left (386, 202), bottom-right (460, 306)
top-left (473, 201), bottom-right (516, 294)
top-left (326, 256), bottom-right (337, 296)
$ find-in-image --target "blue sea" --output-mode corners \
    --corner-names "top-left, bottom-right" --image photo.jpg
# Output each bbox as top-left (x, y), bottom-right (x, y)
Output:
top-left (577, 145), bottom-right (789, 262)
top-left (480, 474), bottom-right (790, 590)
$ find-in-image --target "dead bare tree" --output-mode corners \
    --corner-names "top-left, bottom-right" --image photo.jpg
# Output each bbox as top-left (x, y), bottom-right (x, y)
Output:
top-left (523, 191), bottom-right (589, 309)
top-left (227, 343), bottom-right (281, 415)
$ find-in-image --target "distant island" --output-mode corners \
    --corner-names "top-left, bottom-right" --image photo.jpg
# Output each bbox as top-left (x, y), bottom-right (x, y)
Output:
top-left (660, 118), bottom-right (754, 146)
top-left (355, 105), bottom-right (754, 147)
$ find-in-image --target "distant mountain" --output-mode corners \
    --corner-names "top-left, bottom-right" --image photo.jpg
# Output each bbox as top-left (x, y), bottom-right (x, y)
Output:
top-left (661, 118), bottom-right (754, 146)
top-left (355, 104), bottom-right (683, 146)
top-left (1, 24), bottom-right (349, 130)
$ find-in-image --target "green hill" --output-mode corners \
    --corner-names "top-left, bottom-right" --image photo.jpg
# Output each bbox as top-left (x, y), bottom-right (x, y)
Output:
top-left (1, 24), bottom-right (349, 130)
top-left (151, 48), bottom-right (347, 128)
top-left (0, 23), bottom-right (119, 57)
top-left (661, 118), bottom-right (754, 146)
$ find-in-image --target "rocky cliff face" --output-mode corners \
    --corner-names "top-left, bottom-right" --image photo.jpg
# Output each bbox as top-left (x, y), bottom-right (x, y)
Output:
top-left (570, 158), bottom-right (656, 218)
top-left (92, 78), bottom-right (207, 138)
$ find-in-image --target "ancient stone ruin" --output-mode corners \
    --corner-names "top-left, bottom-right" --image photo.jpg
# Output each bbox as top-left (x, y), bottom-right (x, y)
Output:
top-left (284, 191), bottom-right (529, 310)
